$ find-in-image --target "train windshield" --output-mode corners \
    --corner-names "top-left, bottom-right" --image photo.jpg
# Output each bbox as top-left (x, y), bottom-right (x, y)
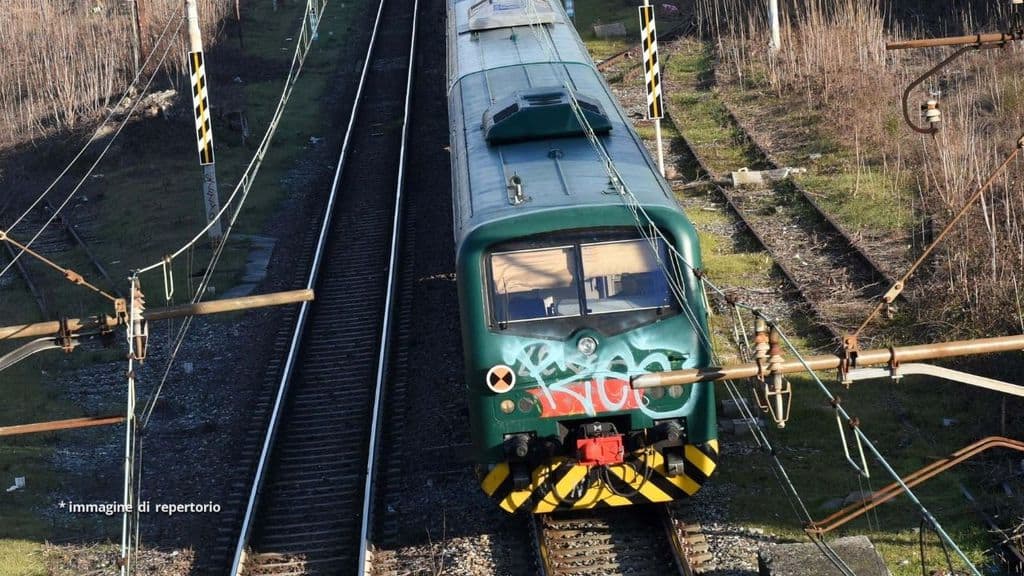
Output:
top-left (490, 239), bottom-right (674, 324)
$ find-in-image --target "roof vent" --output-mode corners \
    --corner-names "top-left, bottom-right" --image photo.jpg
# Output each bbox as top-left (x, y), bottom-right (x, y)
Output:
top-left (483, 88), bottom-right (612, 145)
top-left (463, 0), bottom-right (560, 33)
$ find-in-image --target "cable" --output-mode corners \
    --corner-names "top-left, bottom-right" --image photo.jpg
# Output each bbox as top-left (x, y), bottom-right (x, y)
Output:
top-left (510, 8), bottom-right (864, 572)
top-left (135, 0), bottom-right (329, 275)
top-left (138, 0), bottom-right (330, 427)
top-left (0, 12), bottom-right (182, 280)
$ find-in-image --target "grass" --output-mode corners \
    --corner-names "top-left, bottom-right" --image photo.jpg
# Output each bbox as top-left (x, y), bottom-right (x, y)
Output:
top-left (715, 371), bottom-right (1002, 574)
top-left (0, 0), bottom-right (363, 567)
top-left (803, 172), bottom-right (912, 233)
top-left (0, 540), bottom-right (44, 576)
top-left (662, 44), bottom-right (769, 176)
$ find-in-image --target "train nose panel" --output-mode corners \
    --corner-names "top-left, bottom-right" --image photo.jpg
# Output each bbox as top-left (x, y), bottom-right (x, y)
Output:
top-left (479, 440), bottom-right (719, 513)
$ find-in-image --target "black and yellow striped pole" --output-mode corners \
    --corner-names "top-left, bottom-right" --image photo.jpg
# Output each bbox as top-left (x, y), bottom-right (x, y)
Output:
top-left (186, 0), bottom-right (223, 244)
top-left (638, 0), bottom-right (665, 176)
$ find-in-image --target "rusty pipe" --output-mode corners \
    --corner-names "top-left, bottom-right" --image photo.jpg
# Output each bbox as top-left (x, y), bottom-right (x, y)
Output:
top-left (0, 415), bottom-right (126, 437)
top-left (806, 436), bottom-right (1024, 535)
top-left (0, 288), bottom-right (314, 341)
top-left (887, 33), bottom-right (1019, 50)
top-left (631, 333), bottom-right (1024, 389)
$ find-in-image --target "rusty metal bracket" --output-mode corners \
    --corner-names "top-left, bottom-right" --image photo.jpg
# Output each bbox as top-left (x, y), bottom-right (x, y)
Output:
top-left (887, 346), bottom-right (901, 381)
top-left (900, 46), bottom-right (976, 134)
top-left (56, 317), bottom-right (75, 354)
top-left (807, 436), bottom-right (1024, 535)
top-left (840, 334), bottom-right (859, 387)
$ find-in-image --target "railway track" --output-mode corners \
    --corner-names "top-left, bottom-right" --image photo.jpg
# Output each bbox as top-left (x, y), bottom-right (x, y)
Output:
top-left (602, 34), bottom-right (1024, 572)
top-left (534, 506), bottom-right (708, 576)
top-left (226, 0), bottom-right (418, 572)
top-left (0, 194), bottom-right (120, 318)
top-left (602, 43), bottom-right (895, 345)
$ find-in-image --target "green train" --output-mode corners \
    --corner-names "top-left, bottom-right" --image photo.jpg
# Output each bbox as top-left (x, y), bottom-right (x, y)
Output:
top-left (447, 0), bottom-right (718, 513)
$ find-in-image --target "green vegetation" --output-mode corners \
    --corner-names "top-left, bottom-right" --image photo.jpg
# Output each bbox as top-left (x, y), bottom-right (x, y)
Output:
top-left (662, 46), bottom-right (769, 175)
top-left (0, 540), bottom-right (44, 576)
top-left (715, 371), bottom-right (1001, 574)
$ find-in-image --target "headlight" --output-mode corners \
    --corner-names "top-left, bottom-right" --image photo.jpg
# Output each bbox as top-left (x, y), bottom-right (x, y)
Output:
top-left (518, 396), bottom-right (535, 413)
top-left (500, 399), bottom-right (516, 414)
top-left (668, 384), bottom-right (684, 398)
top-left (577, 336), bottom-right (598, 356)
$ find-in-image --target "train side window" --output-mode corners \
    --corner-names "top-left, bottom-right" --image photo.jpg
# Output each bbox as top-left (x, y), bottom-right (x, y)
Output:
top-left (490, 246), bottom-right (581, 323)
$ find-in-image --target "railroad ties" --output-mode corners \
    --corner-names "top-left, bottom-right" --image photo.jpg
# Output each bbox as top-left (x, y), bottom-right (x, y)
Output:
top-left (534, 506), bottom-right (704, 576)
top-left (234, 0), bottom-right (417, 572)
top-left (0, 197), bottom-right (119, 317)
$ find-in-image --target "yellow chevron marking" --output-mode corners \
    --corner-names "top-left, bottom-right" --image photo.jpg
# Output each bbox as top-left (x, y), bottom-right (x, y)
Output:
top-left (533, 460), bottom-right (585, 512)
top-left (685, 444), bottom-right (717, 477)
top-left (606, 463), bottom-right (673, 502)
top-left (501, 489), bottom-right (531, 513)
top-left (481, 463), bottom-right (509, 496)
top-left (573, 482), bottom-right (608, 508)
top-left (484, 442), bottom-right (719, 513)
top-left (601, 490), bottom-right (634, 507)
top-left (649, 449), bottom-right (701, 495)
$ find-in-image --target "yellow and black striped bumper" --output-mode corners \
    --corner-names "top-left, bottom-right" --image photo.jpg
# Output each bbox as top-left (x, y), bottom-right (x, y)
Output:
top-left (481, 440), bottom-right (719, 513)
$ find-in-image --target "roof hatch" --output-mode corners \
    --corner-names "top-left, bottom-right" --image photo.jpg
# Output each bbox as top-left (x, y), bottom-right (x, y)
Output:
top-left (483, 88), bottom-right (612, 145)
top-left (463, 0), bottom-right (560, 32)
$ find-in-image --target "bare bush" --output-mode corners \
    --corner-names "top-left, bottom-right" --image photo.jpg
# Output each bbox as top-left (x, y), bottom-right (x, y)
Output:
top-left (0, 0), bottom-right (233, 150)
top-left (699, 0), bottom-right (1024, 334)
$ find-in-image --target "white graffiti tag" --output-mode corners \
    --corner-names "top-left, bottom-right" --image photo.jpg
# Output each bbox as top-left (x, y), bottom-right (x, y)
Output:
top-left (502, 337), bottom-right (697, 418)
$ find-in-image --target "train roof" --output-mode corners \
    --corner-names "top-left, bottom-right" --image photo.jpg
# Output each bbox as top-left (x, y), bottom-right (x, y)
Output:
top-left (448, 0), bottom-right (681, 249)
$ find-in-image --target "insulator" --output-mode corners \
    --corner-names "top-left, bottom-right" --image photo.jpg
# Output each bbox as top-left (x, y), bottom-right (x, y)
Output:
top-left (753, 318), bottom-right (770, 362)
top-left (924, 99), bottom-right (941, 125)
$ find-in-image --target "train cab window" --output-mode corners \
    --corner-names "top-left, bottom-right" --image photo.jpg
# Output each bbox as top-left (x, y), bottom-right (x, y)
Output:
top-left (488, 236), bottom-right (677, 330)
top-left (579, 239), bottom-right (672, 315)
top-left (490, 246), bottom-right (581, 322)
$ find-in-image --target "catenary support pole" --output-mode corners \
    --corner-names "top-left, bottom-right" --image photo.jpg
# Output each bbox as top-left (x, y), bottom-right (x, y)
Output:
top-left (186, 0), bottom-right (224, 244)
top-left (639, 0), bottom-right (665, 176)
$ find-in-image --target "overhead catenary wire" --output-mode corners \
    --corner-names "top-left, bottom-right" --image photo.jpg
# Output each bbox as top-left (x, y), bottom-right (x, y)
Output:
top-left (136, 0), bottom-right (330, 430)
top-left (117, 1), bottom-right (329, 566)
top-left (516, 6), bottom-right (854, 571)
top-left (519, 3), bottom-right (982, 572)
top-left (0, 12), bottom-right (185, 282)
top-left (135, 0), bottom-right (329, 276)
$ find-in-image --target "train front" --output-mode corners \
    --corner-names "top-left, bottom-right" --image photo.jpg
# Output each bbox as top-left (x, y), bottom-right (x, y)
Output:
top-left (458, 218), bottom-right (719, 513)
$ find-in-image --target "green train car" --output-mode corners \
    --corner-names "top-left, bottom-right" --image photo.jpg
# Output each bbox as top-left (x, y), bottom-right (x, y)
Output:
top-left (447, 0), bottom-right (718, 513)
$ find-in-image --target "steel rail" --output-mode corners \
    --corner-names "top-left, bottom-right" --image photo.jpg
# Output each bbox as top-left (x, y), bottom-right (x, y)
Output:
top-left (227, 0), bottom-right (394, 569)
top-left (357, 0), bottom-right (419, 572)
